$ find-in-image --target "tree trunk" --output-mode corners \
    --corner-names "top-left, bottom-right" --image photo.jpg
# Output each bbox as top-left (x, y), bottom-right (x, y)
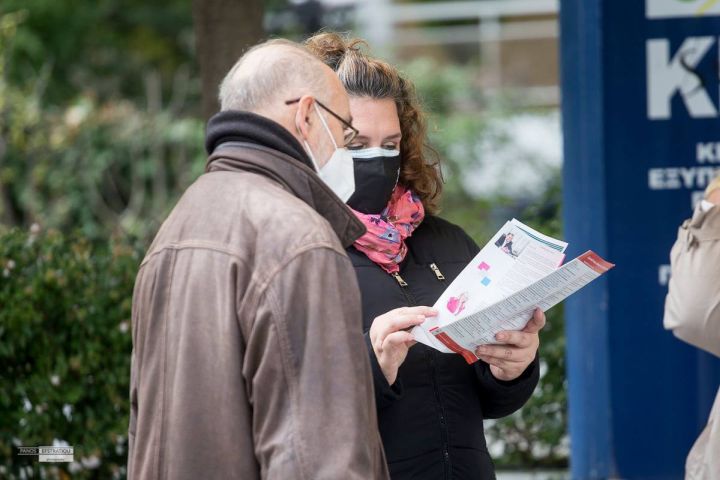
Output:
top-left (192, 0), bottom-right (265, 120)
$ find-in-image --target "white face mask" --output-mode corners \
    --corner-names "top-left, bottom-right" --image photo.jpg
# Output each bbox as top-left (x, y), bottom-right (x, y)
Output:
top-left (301, 103), bottom-right (356, 202)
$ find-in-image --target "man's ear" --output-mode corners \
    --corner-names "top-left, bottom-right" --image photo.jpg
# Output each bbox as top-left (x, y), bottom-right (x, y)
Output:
top-left (294, 95), bottom-right (315, 140)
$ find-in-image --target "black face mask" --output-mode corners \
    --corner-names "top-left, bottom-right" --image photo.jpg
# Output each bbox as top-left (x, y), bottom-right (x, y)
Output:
top-left (346, 148), bottom-right (402, 214)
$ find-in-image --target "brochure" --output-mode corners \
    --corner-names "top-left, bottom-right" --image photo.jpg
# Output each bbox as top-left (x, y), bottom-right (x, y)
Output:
top-left (412, 219), bottom-right (614, 364)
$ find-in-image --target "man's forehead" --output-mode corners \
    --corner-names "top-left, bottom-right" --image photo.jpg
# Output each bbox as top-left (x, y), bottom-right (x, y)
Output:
top-left (321, 69), bottom-right (351, 118)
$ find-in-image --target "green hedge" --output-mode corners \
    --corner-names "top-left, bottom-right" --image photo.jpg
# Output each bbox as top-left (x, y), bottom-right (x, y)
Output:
top-left (0, 227), bottom-right (141, 479)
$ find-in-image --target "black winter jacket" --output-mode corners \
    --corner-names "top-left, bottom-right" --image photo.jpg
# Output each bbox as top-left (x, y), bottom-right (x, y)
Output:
top-left (348, 215), bottom-right (540, 480)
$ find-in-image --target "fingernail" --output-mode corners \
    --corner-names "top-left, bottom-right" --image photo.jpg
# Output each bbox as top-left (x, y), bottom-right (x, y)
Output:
top-left (497, 333), bottom-right (508, 341)
top-left (476, 346), bottom-right (487, 354)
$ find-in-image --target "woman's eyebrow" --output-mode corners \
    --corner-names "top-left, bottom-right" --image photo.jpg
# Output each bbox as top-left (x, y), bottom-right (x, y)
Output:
top-left (352, 133), bottom-right (402, 142)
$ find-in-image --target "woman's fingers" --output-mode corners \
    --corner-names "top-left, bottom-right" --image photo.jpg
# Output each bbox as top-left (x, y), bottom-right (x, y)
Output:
top-left (475, 345), bottom-right (532, 364)
top-left (475, 345), bottom-right (514, 360)
top-left (381, 313), bottom-right (425, 335)
top-left (393, 306), bottom-right (439, 318)
top-left (495, 330), bottom-right (536, 349)
top-left (477, 356), bottom-right (507, 369)
top-left (382, 331), bottom-right (415, 352)
top-left (373, 314), bottom-right (424, 353)
top-left (374, 307), bottom-right (438, 336)
top-left (477, 314), bottom-right (543, 381)
top-left (489, 309), bottom-right (544, 347)
top-left (522, 308), bottom-right (547, 334)
top-left (376, 331), bottom-right (416, 385)
top-left (371, 306), bottom-right (438, 354)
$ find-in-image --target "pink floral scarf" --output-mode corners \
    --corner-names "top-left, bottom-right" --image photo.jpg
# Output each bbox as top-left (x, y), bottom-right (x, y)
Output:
top-left (351, 186), bottom-right (425, 274)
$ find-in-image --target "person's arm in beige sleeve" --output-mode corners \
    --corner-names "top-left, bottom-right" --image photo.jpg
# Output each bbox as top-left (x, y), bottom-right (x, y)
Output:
top-left (246, 246), bottom-right (388, 480)
top-left (664, 183), bottom-right (720, 358)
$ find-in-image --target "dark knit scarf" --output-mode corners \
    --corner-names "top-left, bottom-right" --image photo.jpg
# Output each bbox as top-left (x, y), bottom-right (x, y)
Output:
top-left (205, 110), bottom-right (313, 170)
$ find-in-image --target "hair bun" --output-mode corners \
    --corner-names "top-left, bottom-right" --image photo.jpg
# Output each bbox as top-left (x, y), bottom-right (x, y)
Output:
top-left (305, 32), bottom-right (364, 71)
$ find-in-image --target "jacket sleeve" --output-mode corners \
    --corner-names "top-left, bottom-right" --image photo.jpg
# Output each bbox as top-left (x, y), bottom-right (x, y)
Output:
top-left (664, 204), bottom-right (720, 357)
top-left (474, 353), bottom-right (540, 419)
top-left (247, 246), bottom-right (388, 480)
top-left (363, 332), bottom-right (404, 409)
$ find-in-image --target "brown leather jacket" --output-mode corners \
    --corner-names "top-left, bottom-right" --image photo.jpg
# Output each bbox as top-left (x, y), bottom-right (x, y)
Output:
top-left (127, 141), bottom-right (388, 479)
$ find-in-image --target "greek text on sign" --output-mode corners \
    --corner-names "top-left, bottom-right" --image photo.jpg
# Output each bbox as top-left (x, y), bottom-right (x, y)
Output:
top-left (647, 0), bottom-right (720, 19)
top-left (647, 36), bottom-right (719, 119)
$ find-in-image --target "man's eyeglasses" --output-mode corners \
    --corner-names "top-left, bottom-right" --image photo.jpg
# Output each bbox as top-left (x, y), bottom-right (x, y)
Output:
top-left (285, 98), bottom-right (359, 146)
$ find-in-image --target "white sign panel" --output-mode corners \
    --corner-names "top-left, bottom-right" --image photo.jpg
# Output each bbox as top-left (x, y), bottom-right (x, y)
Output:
top-left (647, 0), bottom-right (720, 19)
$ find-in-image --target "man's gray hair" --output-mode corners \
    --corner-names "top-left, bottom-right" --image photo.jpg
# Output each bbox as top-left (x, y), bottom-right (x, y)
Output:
top-left (219, 39), bottom-right (331, 112)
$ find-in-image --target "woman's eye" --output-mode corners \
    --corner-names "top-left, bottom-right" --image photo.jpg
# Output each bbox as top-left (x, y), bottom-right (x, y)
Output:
top-left (347, 144), bottom-right (365, 151)
top-left (383, 144), bottom-right (399, 150)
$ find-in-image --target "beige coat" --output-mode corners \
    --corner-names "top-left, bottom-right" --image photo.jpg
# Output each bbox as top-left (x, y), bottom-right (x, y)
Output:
top-left (127, 143), bottom-right (388, 479)
top-left (664, 203), bottom-right (720, 480)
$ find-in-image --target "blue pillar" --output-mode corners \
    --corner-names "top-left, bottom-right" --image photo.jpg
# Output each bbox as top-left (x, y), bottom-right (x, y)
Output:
top-left (560, 1), bottom-right (720, 478)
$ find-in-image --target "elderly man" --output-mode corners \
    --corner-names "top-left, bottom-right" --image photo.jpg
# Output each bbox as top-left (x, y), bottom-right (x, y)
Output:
top-left (127, 39), bottom-right (388, 479)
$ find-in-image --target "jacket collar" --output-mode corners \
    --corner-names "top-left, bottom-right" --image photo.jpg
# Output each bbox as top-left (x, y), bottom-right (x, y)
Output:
top-left (205, 110), bottom-right (314, 169)
top-left (207, 143), bottom-right (366, 248)
top-left (687, 201), bottom-right (720, 241)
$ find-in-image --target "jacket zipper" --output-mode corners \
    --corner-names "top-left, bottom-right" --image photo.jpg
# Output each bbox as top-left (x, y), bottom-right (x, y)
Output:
top-left (427, 350), bottom-right (451, 478)
top-left (391, 271), bottom-right (408, 288)
top-left (392, 268), bottom-right (450, 478)
top-left (391, 271), bottom-right (419, 306)
top-left (429, 263), bottom-right (445, 281)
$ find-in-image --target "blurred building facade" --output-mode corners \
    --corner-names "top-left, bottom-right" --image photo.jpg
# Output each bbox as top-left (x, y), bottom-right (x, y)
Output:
top-left (358, 0), bottom-right (559, 107)
top-left (268, 0), bottom-right (560, 108)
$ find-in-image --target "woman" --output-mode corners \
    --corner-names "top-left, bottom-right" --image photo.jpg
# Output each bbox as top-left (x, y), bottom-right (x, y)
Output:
top-left (306, 33), bottom-right (544, 479)
top-left (664, 175), bottom-right (720, 479)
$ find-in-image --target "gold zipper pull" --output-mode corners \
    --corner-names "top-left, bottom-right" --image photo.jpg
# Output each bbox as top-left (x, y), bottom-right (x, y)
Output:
top-left (429, 263), bottom-right (445, 281)
top-left (392, 272), bottom-right (408, 287)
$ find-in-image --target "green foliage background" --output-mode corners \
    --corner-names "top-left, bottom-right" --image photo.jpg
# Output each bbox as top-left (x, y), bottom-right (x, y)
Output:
top-left (0, 228), bottom-right (142, 479)
top-left (0, 3), bottom-right (566, 477)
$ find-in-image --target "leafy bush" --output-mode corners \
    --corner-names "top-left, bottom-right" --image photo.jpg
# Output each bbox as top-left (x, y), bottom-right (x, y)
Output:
top-left (0, 10), bottom-right (206, 243)
top-left (0, 15), bottom-right (200, 475)
top-left (0, 226), bottom-right (141, 479)
top-left (0, 1), bottom-right (196, 106)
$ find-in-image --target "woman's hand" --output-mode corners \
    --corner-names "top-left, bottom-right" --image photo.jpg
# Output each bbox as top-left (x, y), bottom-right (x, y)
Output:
top-left (370, 306), bottom-right (438, 385)
top-left (475, 308), bottom-right (546, 382)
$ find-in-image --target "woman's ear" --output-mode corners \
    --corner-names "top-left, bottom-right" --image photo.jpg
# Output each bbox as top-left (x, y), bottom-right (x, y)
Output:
top-left (294, 95), bottom-right (315, 140)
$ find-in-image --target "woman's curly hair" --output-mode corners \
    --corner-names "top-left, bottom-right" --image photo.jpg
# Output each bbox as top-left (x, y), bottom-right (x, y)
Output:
top-left (305, 31), bottom-right (443, 214)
